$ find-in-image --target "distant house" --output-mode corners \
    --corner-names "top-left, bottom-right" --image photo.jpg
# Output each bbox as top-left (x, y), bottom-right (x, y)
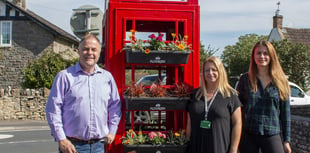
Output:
top-left (0, 0), bottom-right (79, 88)
top-left (268, 12), bottom-right (310, 46)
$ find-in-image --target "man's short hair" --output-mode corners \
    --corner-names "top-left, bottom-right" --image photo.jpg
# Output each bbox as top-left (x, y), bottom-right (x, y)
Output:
top-left (79, 32), bottom-right (100, 45)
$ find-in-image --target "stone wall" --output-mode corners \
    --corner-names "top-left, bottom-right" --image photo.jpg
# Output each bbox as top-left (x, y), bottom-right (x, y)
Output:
top-left (0, 88), bottom-right (49, 120)
top-left (291, 105), bottom-right (310, 118)
top-left (291, 115), bottom-right (310, 153)
top-left (0, 20), bottom-right (77, 89)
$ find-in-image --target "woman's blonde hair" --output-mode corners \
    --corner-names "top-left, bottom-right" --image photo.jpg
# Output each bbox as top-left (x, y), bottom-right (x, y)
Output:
top-left (248, 40), bottom-right (290, 101)
top-left (196, 56), bottom-right (237, 99)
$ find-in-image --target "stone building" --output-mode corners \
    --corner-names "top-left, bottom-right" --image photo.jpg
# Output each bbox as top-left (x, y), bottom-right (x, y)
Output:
top-left (268, 9), bottom-right (310, 45)
top-left (0, 0), bottom-right (79, 88)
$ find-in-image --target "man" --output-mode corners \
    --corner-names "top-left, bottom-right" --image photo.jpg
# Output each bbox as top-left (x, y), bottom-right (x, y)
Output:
top-left (46, 33), bottom-right (121, 153)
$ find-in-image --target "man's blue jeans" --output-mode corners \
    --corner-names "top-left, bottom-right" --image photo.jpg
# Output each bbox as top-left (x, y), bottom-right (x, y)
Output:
top-left (59, 141), bottom-right (105, 153)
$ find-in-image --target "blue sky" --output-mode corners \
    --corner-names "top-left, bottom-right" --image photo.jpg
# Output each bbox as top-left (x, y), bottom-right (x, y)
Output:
top-left (27, 0), bottom-right (310, 56)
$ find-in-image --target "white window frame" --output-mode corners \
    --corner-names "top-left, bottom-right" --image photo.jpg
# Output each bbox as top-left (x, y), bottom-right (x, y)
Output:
top-left (0, 21), bottom-right (12, 47)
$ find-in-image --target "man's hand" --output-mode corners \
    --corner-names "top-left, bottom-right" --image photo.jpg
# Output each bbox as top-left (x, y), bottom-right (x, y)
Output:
top-left (105, 133), bottom-right (115, 144)
top-left (59, 139), bottom-right (77, 153)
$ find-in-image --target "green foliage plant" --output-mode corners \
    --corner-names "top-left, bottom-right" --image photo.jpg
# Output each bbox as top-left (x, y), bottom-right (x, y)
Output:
top-left (22, 51), bottom-right (78, 89)
top-left (167, 33), bottom-right (192, 51)
top-left (166, 129), bottom-right (189, 145)
top-left (121, 129), bottom-right (147, 145)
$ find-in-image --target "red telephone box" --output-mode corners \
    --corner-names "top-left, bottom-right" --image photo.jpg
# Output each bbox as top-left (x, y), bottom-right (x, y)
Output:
top-left (102, 0), bottom-right (200, 152)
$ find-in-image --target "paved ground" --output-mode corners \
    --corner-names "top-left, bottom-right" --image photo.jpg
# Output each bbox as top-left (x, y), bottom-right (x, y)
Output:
top-left (0, 120), bottom-right (49, 133)
top-left (0, 120), bottom-right (57, 153)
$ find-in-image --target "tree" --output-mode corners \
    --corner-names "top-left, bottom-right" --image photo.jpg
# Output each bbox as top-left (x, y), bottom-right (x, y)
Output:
top-left (200, 42), bottom-right (218, 68)
top-left (272, 40), bottom-right (310, 90)
top-left (221, 34), bottom-right (310, 90)
top-left (221, 34), bottom-right (267, 85)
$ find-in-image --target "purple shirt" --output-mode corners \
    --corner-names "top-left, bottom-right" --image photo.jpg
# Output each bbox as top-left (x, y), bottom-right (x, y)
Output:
top-left (46, 63), bottom-right (121, 141)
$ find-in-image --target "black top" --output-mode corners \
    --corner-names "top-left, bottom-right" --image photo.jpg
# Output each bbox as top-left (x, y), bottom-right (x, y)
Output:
top-left (187, 88), bottom-right (241, 153)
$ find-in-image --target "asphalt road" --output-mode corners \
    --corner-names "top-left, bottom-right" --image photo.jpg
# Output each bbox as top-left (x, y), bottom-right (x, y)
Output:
top-left (0, 120), bottom-right (57, 153)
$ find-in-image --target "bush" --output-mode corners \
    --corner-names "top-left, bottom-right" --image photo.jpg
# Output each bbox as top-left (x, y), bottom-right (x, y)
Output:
top-left (22, 51), bottom-right (78, 89)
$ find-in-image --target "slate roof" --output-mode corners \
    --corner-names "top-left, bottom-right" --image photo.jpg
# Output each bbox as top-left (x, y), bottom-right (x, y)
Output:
top-left (281, 27), bottom-right (310, 46)
top-left (4, 0), bottom-right (79, 44)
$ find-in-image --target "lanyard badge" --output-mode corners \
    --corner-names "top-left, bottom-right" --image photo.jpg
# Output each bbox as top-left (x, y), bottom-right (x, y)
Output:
top-left (200, 90), bottom-right (218, 129)
top-left (200, 120), bottom-right (211, 129)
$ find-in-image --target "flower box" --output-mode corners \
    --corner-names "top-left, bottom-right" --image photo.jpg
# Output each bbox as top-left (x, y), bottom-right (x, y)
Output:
top-left (123, 144), bottom-right (188, 153)
top-left (125, 50), bottom-right (190, 64)
top-left (124, 96), bottom-right (189, 110)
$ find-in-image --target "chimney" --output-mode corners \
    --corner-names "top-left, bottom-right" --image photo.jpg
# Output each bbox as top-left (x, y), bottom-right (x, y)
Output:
top-left (273, 2), bottom-right (282, 29)
top-left (273, 14), bottom-right (283, 29)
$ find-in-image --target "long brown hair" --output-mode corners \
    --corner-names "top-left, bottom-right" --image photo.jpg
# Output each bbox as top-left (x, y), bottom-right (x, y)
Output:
top-left (248, 40), bottom-right (290, 101)
top-left (196, 56), bottom-right (237, 99)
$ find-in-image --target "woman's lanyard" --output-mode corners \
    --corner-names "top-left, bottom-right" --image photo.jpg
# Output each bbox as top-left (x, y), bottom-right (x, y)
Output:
top-left (204, 90), bottom-right (218, 120)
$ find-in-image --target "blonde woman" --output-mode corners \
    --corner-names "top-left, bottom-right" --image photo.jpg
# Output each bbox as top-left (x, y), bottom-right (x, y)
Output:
top-left (186, 56), bottom-right (242, 153)
top-left (237, 40), bottom-right (291, 153)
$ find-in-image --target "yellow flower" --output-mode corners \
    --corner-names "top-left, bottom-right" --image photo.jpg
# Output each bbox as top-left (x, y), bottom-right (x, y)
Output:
top-left (171, 33), bottom-right (176, 38)
top-left (184, 35), bottom-right (188, 40)
top-left (177, 44), bottom-right (185, 50)
top-left (130, 29), bottom-right (135, 33)
top-left (129, 129), bottom-right (133, 133)
top-left (174, 132), bottom-right (180, 137)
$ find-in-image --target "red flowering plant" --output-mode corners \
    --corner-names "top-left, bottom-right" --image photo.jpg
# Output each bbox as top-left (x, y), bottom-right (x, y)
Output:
top-left (123, 29), bottom-right (192, 54)
top-left (169, 82), bottom-right (190, 97)
top-left (147, 131), bottom-right (166, 145)
top-left (146, 83), bottom-right (168, 97)
top-left (147, 33), bottom-right (166, 50)
top-left (123, 83), bottom-right (146, 97)
top-left (123, 82), bottom-right (190, 98)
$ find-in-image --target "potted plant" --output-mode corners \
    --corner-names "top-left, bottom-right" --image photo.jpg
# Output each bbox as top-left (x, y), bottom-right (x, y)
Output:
top-left (121, 129), bottom-right (189, 153)
top-left (123, 83), bottom-right (190, 110)
top-left (124, 30), bottom-right (192, 64)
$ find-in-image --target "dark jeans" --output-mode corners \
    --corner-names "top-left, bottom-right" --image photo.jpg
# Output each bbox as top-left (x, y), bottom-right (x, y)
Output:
top-left (59, 141), bottom-right (105, 153)
top-left (239, 133), bottom-right (284, 153)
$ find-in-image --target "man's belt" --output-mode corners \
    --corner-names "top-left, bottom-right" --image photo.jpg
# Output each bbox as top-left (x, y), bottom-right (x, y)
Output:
top-left (67, 137), bottom-right (107, 144)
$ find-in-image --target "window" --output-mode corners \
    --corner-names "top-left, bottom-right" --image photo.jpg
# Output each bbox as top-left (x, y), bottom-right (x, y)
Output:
top-left (290, 85), bottom-right (304, 98)
top-left (0, 5), bottom-right (5, 16)
top-left (0, 21), bottom-right (12, 47)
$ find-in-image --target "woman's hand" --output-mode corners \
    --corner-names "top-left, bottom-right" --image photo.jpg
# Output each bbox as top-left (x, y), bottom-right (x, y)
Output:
top-left (283, 142), bottom-right (291, 153)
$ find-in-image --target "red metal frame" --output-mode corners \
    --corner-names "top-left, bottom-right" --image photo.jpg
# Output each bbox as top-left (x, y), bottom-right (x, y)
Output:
top-left (102, 0), bottom-right (200, 152)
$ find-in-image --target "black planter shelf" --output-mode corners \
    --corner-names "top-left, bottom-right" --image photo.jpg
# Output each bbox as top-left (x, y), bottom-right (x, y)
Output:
top-left (123, 144), bottom-right (188, 153)
top-left (125, 50), bottom-right (190, 64)
top-left (124, 96), bottom-right (189, 110)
